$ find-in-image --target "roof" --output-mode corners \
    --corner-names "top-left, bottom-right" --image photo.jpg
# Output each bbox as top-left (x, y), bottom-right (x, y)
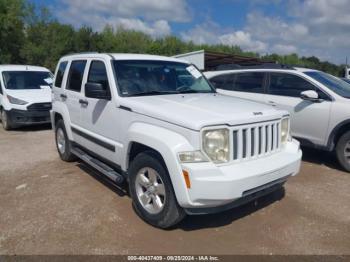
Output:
top-left (174, 50), bottom-right (275, 71)
top-left (0, 65), bottom-right (50, 72)
top-left (61, 53), bottom-right (189, 64)
top-left (204, 67), bottom-right (322, 78)
top-left (294, 67), bottom-right (319, 73)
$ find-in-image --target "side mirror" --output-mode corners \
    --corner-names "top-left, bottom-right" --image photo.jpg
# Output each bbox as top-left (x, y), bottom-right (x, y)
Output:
top-left (300, 90), bottom-right (320, 102)
top-left (85, 82), bottom-right (111, 100)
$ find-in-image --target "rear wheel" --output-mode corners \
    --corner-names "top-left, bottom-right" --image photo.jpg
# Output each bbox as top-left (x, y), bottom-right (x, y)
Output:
top-left (129, 151), bottom-right (186, 228)
top-left (55, 120), bottom-right (77, 162)
top-left (336, 131), bottom-right (350, 172)
top-left (1, 110), bottom-right (12, 130)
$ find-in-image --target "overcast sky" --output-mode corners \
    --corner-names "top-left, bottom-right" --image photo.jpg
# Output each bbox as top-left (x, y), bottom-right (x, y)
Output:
top-left (30, 0), bottom-right (350, 64)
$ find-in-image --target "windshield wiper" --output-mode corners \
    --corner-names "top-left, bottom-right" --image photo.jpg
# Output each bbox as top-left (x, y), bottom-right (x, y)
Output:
top-left (128, 90), bottom-right (179, 97)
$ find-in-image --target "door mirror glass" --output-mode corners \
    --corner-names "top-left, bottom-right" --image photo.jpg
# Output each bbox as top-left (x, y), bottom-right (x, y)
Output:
top-left (300, 90), bottom-right (320, 102)
top-left (85, 82), bottom-right (111, 100)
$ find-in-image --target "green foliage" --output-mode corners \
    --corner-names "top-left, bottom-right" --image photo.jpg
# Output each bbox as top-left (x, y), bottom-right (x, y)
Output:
top-left (0, 0), bottom-right (26, 63)
top-left (0, 0), bottom-right (345, 75)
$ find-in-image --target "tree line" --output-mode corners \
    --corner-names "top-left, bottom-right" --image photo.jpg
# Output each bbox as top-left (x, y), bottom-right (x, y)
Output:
top-left (0, 0), bottom-right (345, 76)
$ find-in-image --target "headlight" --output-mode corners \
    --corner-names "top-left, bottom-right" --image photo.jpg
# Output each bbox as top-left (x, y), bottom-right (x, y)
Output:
top-left (202, 128), bottom-right (230, 163)
top-left (178, 151), bottom-right (208, 163)
top-left (7, 95), bottom-right (28, 105)
top-left (281, 118), bottom-right (291, 144)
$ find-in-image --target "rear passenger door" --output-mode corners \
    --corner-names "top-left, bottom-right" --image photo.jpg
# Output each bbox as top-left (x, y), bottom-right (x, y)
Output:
top-left (265, 72), bottom-right (332, 146)
top-left (64, 60), bottom-right (87, 130)
top-left (212, 72), bottom-right (267, 103)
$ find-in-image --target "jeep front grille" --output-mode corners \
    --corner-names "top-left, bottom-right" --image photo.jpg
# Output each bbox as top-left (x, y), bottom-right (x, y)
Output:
top-left (232, 120), bottom-right (281, 161)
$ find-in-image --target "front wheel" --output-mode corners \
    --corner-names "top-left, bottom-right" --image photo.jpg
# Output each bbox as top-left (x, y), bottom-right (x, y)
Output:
top-left (1, 110), bottom-right (12, 130)
top-left (336, 131), bottom-right (350, 172)
top-left (129, 151), bottom-right (186, 228)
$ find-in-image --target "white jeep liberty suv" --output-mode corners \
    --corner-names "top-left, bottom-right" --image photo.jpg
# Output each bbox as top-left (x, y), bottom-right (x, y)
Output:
top-left (51, 53), bottom-right (302, 228)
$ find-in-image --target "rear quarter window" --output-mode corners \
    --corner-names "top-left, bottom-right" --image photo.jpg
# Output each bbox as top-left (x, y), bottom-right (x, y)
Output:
top-left (55, 61), bottom-right (68, 88)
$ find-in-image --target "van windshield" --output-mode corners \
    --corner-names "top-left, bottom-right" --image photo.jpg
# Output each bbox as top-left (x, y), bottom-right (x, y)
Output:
top-left (2, 71), bottom-right (53, 90)
top-left (305, 71), bottom-right (350, 98)
top-left (112, 60), bottom-right (215, 97)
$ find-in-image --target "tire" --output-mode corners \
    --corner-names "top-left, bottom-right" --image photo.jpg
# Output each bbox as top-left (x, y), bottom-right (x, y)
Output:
top-left (336, 130), bottom-right (350, 172)
top-left (129, 151), bottom-right (186, 228)
top-left (1, 110), bottom-right (12, 130)
top-left (55, 120), bottom-right (77, 162)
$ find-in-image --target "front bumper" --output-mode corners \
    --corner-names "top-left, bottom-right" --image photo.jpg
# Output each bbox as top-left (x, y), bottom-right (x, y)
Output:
top-left (179, 140), bottom-right (302, 211)
top-left (7, 109), bottom-right (51, 125)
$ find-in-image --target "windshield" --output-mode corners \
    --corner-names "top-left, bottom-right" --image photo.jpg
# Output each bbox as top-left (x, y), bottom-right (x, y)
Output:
top-left (2, 71), bottom-right (52, 90)
top-left (305, 71), bottom-right (350, 98)
top-left (112, 60), bottom-right (214, 97)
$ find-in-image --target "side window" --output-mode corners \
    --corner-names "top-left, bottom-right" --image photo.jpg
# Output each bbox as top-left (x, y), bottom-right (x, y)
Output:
top-left (232, 72), bottom-right (265, 93)
top-left (0, 79), bottom-right (2, 94)
top-left (67, 60), bottom-right (87, 92)
top-left (87, 61), bottom-right (109, 91)
top-left (268, 73), bottom-right (323, 98)
top-left (54, 61), bottom-right (68, 88)
top-left (210, 74), bottom-right (232, 90)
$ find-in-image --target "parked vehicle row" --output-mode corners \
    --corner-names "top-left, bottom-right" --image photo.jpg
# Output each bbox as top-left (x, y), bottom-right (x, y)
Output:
top-left (205, 67), bottom-right (350, 172)
top-left (1, 52), bottom-right (348, 229)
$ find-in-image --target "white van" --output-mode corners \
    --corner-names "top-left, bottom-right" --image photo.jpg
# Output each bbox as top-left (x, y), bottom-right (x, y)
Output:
top-left (0, 65), bottom-right (53, 130)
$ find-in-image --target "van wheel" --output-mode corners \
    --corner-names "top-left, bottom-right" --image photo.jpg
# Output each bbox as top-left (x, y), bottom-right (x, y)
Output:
top-left (1, 110), bottom-right (12, 130)
top-left (129, 151), bottom-right (186, 228)
top-left (336, 131), bottom-right (350, 172)
top-left (55, 120), bottom-right (77, 162)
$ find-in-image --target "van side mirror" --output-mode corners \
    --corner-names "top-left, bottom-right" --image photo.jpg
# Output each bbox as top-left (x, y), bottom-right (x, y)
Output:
top-left (300, 90), bottom-right (321, 102)
top-left (85, 82), bottom-right (111, 100)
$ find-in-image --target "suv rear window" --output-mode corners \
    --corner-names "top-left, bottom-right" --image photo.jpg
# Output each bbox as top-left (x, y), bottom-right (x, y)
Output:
top-left (67, 60), bottom-right (87, 92)
top-left (233, 72), bottom-right (265, 93)
top-left (55, 61), bottom-right (68, 88)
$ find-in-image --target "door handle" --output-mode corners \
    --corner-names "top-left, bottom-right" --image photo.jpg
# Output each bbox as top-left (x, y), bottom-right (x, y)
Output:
top-left (268, 101), bottom-right (277, 106)
top-left (79, 99), bottom-right (89, 106)
top-left (60, 94), bottom-right (67, 99)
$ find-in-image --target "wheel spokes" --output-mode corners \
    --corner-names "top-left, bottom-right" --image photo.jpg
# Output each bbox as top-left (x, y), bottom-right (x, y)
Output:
top-left (155, 183), bottom-right (165, 196)
top-left (138, 173), bottom-right (151, 187)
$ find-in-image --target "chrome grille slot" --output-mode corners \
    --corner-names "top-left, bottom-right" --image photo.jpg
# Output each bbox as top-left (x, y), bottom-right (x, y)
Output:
top-left (232, 120), bottom-right (282, 162)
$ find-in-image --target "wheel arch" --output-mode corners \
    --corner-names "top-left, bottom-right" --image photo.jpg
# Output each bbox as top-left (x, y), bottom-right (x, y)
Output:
top-left (327, 119), bottom-right (350, 151)
top-left (51, 109), bottom-right (73, 140)
top-left (125, 122), bottom-right (196, 207)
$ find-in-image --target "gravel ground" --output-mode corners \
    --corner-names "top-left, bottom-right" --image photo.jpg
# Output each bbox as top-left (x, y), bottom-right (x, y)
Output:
top-left (0, 125), bottom-right (349, 255)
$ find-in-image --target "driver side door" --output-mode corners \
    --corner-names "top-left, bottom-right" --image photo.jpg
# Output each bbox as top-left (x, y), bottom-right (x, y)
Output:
top-left (265, 72), bottom-right (332, 147)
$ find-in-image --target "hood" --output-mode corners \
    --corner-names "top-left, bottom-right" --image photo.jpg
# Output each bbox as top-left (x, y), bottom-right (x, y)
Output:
top-left (124, 93), bottom-right (285, 130)
top-left (5, 88), bottom-right (52, 104)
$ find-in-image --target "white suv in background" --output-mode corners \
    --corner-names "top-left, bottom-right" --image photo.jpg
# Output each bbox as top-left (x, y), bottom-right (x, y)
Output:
top-left (0, 65), bottom-right (53, 130)
top-left (205, 67), bottom-right (350, 172)
top-left (51, 53), bottom-right (301, 228)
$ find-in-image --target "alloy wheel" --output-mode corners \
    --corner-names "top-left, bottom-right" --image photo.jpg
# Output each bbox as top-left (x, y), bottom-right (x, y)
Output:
top-left (135, 167), bottom-right (166, 215)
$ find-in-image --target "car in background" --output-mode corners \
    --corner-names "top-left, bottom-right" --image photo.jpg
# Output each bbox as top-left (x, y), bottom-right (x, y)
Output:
top-left (205, 67), bottom-right (350, 172)
top-left (0, 65), bottom-right (53, 130)
top-left (341, 78), bottom-right (350, 84)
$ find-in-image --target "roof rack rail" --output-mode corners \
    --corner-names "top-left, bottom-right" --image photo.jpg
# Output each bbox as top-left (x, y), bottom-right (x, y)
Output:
top-left (62, 52), bottom-right (99, 57)
top-left (214, 63), bottom-right (295, 71)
